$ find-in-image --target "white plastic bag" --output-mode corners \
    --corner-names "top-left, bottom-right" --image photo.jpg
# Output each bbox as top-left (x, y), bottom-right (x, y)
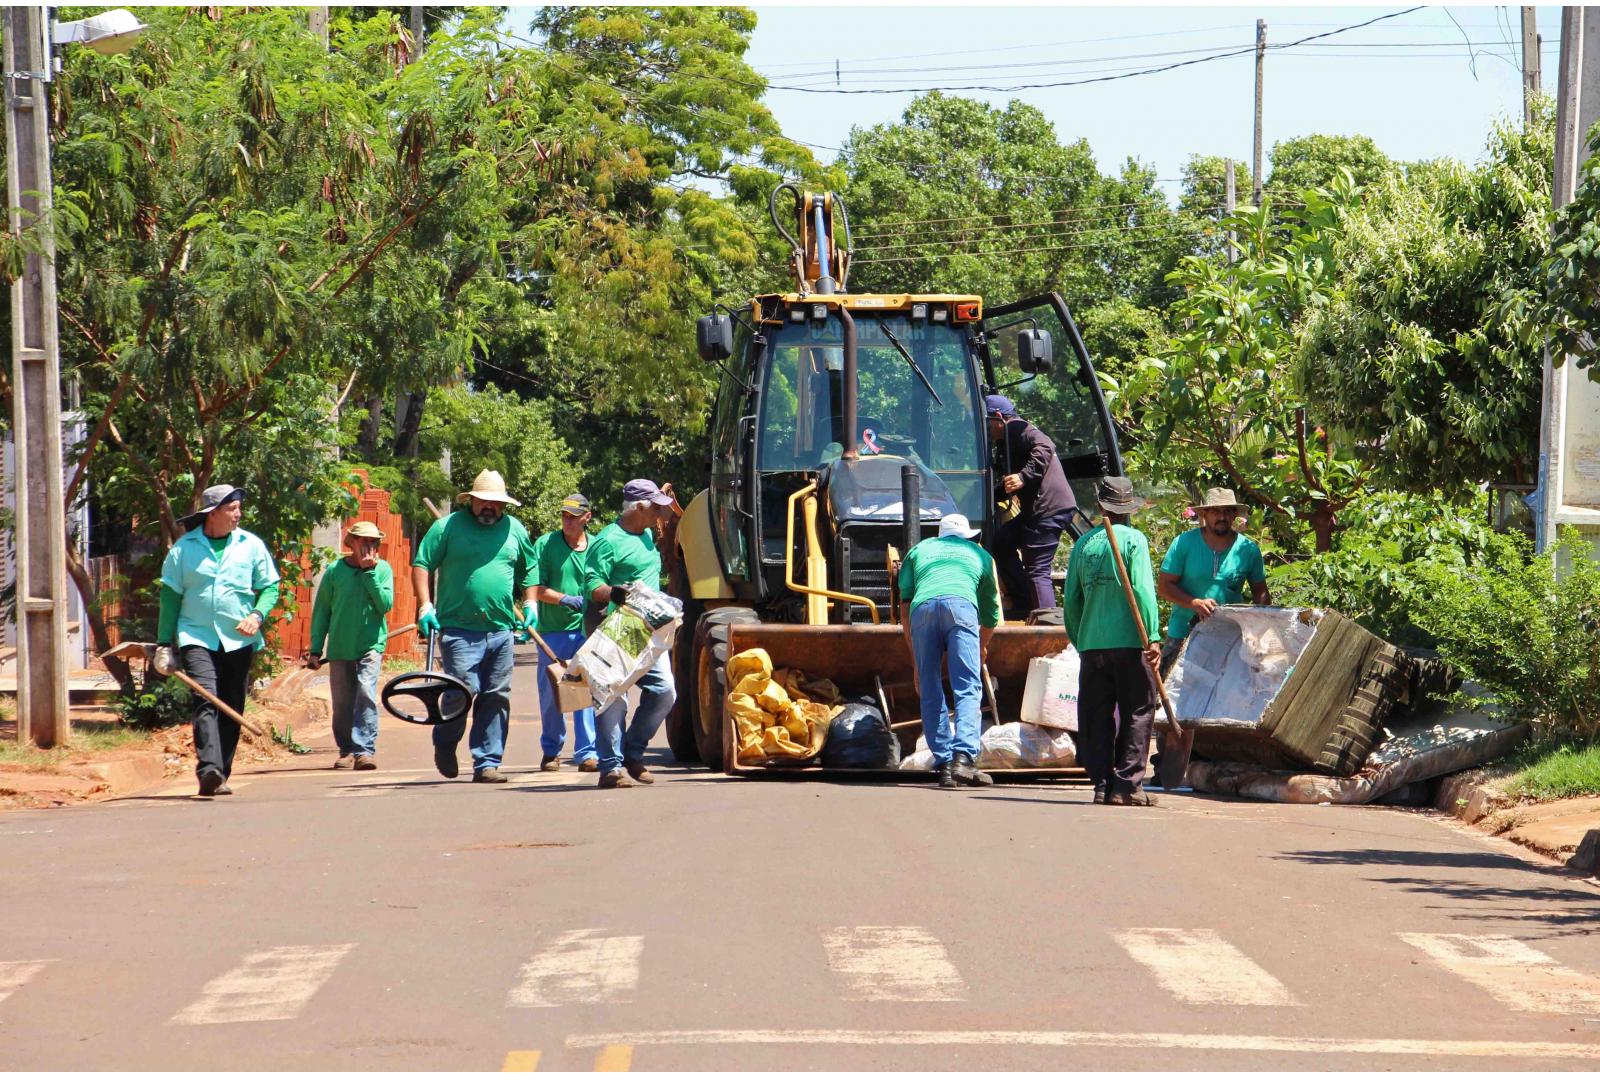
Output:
top-left (899, 735), bottom-right (936, 772)
top-left (1020, 648), bottom-right (1080, 732)
top-left (567, 582), bottom-right (683, 713)
top-left (978, 722), bottom-right (1077, 768)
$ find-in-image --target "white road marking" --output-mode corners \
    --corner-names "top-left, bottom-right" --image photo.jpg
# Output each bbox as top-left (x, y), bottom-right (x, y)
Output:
top-left (1113, 928), bottom-right (1299, 1006)
top-left (508, 930), bottom-right (644, 1007)
top-left (169, 944), bottom-right (355, 1025)
top-left (564, 1029), bottom-right (1600, 1061)
top-left (1398, 932), bottom-right (1600, 1014)
top-left (0, 960), bottom-right (53, 1005)
top-left (821, 926), bottom-right (966, 1002)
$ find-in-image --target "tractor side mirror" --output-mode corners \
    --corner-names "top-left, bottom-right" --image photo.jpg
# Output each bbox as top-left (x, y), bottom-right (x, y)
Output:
top-left (1017, 328), bottom-right (1054, 374)
top-left (697, 313), bottom-right (733, 362)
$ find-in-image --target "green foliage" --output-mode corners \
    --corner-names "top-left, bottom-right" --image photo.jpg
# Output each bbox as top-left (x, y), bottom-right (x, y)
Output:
top-left (1266, 134), bottom-right (1395, 195)
top-left (1541, 117), bottom-right (1600, 378)
top-left (1299, 110), bottom-right (1554, 489)
top-left (1502, 738), bottom-right (1600, 799)
top-left (116, 677), bottom-right (192, 730)
top-left (270, 720), bottom-right (312, 755)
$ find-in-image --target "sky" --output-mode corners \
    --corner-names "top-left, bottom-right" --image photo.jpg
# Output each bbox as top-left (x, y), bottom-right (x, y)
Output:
top-left (506, 4), bottom-right (1561, 199)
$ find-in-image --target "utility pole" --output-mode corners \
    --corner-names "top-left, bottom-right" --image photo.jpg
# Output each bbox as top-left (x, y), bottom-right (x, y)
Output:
top-left (1224, 159), bottom-right (1237, 263)
top-left (1524, 6), bottom-right (1542, 128)
top-left (1253, 18), bottom-right (1266, 205)
top-left (308, 7), bottom-right (329, 48)
top-left (5, 6), bottom-right (71, 747)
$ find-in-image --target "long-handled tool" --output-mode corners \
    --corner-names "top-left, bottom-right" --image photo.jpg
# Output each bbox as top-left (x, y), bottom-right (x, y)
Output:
top-left (101, 641), bottom-right (266, 737)
top-left (380, 632), bottom-right (473, 726)
top-left (1101, 518), bottom-right (1192, 789)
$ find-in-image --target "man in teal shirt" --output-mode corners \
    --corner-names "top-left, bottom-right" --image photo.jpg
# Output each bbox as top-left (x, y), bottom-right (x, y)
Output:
top-left (1157, 487), bottom-right (1270, 673)
top-left (898, 514), bottom-right (1002, 789)
top-left (530, 493), bottom-right (596, 773)
top-left (156, 484), bottom-right (280, 797)
top-left (307, 521), bottom-right (394, 771)
top-left (1061, 477), bottom-right (1162, 807)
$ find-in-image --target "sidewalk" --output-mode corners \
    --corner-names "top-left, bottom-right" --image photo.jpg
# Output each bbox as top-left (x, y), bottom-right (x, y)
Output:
top-left (1438, 771), bottom-right (1600, 876)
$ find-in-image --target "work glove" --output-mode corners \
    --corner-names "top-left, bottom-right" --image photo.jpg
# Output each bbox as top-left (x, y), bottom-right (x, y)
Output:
top-left (608, 584), bottom-right (630, 608)
top-left (418, 604), bottom-right (441, 638)
top-left (152, 644), bottom-right (178, 677)
top-left (558, 593), bottom-right (584, 612)
top-left (522, 602), bottom-right (539, 629)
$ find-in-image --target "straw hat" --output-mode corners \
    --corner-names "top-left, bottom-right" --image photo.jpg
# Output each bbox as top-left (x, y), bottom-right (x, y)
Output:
top-left (345, 521), bottom-right (384, 541)
top-left (1191, 487), bottom-right (1245, 514)
top-left (456, 469), bottom-right (522, 507)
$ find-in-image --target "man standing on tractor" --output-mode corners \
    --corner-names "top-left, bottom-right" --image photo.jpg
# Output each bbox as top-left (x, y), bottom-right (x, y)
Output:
top-left (585, 479), bottom-right (678, 790)
top-left (897, 513), bottom-right (1003, 789)
top-left (529, 493), bottom-right (598, 773)
top-left (306, 521), bottom-right (395, 771)
top-left (412, 469), bottom-right (537, 784)
top-left (985, 394), bottom-right (1078, 619)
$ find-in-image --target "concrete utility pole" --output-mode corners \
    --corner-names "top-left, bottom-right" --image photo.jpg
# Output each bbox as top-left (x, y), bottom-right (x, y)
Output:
top-left (1253, 19), bottom-right (1266, 205)
top-left (1524, 6), bottom-right (1543, 128)
top-left (5, 6), bottom-right (71, 747)
top-left (1224, 159), bottom-right (1237, 263)
top-left (308, 7), bottom-right (330, 48)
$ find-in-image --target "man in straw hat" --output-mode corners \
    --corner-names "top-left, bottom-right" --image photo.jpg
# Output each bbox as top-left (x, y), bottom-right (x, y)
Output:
top-left (307, 520), bottom-right (395, 770)
top-left (1060, 477), bottom-right (1162, 807)
top-left (412, 469), bottom-right (537, 783)
top-left (529, 493), bottom-right (598, 772)
top-left (156, 484), bottom-right (280, 797)
top-left (1156, 487), bottom-right (1270, 675)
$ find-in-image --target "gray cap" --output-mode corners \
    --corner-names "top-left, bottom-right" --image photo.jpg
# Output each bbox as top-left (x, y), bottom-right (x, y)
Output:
top-left (622, 479), bottom-right (672, 507)
top-left (184, 484), bottom-right (245, 529)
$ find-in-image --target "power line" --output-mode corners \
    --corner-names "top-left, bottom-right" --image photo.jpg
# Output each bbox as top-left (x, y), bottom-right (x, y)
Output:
top-left (754, 23), bottom-right (1248, 70)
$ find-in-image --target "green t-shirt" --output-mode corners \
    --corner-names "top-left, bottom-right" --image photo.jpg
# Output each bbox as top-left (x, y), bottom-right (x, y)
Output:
top-left (530, 529), bottom-right (591, 633)
top-left (1161, 528), bottom-right (1267, 641)
top-left (310, 558), bottom-right (395, 661)
top-left (584, 521), bottom-right (661, 613)
top-left (896, 535), bottom-right (1002, 628)
top-left (412, 510), bottom-right (534, 633)
top-left (1061, 523), bottom-right (1161, 651)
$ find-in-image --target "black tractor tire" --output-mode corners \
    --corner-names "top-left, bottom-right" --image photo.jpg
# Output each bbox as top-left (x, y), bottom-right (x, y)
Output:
top-left (692, 607), bottom-right (762, 771)
top-left (663, 595), bottom-right (705, 763)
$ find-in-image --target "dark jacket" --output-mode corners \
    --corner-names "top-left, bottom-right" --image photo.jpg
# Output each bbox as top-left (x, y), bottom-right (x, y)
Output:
top-left (995, 417), bottom-right (1077, 522)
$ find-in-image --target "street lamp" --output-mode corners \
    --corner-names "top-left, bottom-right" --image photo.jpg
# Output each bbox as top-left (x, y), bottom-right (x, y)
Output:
top-left (4, 7), bottom-right (144, 747)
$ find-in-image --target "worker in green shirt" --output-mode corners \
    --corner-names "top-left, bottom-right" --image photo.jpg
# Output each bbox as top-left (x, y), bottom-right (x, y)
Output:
top-left (306, 520), bottom-right (395, 771)
top-left (155, 484), bottom-right (280, 797)
top-left (412, 469), bottom-right (537, 784)
top-left (1156, 487), bottom-right (1270, 673)
top-left (897, 514), bottom-right (1003, 789)
top-left (530, 493), bottom-right (597, 773)
top-left (1061, 476), bottom-right (1162, 807)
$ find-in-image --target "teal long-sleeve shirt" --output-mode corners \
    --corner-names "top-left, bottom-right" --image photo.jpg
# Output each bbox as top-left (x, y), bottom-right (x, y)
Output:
top-left (1061, 522), bottom-right (1160, 650)
top-left (310, 558), bottom-right (395, 660)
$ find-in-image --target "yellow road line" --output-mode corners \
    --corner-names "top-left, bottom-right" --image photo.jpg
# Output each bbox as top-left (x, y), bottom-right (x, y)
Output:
top-left (593, 1044), bottom-right (633, 1071)
top-left (501, 1049), bottom-right (542, 1071)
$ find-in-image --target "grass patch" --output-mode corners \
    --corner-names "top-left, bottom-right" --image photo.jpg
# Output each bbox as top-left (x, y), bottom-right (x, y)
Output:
top-left (381, 655), bottom-right (420, 674)
top-left (0, 723), bottom-right (150, 768)
top-left (1502, 738), bottom-right (1600, 800)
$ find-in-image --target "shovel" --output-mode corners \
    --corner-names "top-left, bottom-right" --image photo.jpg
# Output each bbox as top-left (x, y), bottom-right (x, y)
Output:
top-left (525, 626), bottom-right (593, 714)
top-left (100, 641), bottom-right (266, 737)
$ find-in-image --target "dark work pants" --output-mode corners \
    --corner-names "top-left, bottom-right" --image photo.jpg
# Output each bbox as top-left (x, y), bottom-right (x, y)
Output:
top-left (993, 512), bottom-right (1068, 614)
top-left (1077, 648), bottom-right (1157, 796)
top-left (181, 644), bottom-right (254, 780)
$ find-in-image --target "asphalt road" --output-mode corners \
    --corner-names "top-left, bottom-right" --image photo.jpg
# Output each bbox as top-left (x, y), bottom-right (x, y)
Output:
top-left (3, 647), bottom-right (1599, 1071)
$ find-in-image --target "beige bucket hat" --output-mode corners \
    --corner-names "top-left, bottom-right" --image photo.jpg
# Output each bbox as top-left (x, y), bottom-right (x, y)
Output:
top-left (456, 468), bottom-right (522, 507)
top-left (1192, 487), bottom-right (1246, 514)
top-left (345, 520), bottom-right (385, 541)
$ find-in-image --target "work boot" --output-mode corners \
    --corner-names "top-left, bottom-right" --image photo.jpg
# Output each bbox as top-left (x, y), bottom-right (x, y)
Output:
top-left (624, 761), bottom-right (655, 785)
top-left (1093, 782), bottom-right (1107, 805)
top-left (434, 746), bottom-right (459, 779)
top-left (598, 771), bottom-right (633, 789)
top-left (577, 759), bottom-right (599, 773)
top-left (473, 767), bottom-right (508, 784)
top-left (215, 781), bottom-right (234, 796)
top-left (353, 755), bottom-right (376, 771)
top-left (332, 755), bottom-right (350, 770)
top-left (1107, 790), bottom-right (1158, 807)
top-left (951, 752), bottom-right (993, 787)
top-left (540, 755), bottom-right (561, 772)
top-left (198, 769), bottom-right (224, 797)
top-left (938, 761), bottom-right (958, 789)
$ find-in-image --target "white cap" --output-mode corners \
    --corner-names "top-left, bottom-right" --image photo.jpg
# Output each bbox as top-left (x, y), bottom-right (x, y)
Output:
top-left (938, 513), bottom-right (980, 539)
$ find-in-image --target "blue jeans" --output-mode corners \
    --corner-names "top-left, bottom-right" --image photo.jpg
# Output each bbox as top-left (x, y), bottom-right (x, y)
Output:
top-left (329, 651), bottom-right (382, 757)
top-left (911, 596), bottom-right (983, 766)
top-left (594, 651), bottom-right (676, 775)
top-left (537, 629), bottom-right (596, 762)
top-left (433, 628), bottom-right (515, 773)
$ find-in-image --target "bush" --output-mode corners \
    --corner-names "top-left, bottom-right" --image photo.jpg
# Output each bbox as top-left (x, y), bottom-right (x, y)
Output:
top-left (116, 675), bottom-right (192, 730)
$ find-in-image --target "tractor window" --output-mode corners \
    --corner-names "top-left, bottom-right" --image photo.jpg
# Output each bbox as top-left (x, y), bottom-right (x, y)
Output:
top-left (709, 322), bottom-right (754, 579)
top-left (756, 313), bottom-right (987, 523)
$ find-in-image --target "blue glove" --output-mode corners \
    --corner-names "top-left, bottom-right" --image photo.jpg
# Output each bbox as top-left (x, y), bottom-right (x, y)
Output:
top-left (558, 594), bottom-right (584, 612)
top-left (418, 604), bottom-right (441, 638)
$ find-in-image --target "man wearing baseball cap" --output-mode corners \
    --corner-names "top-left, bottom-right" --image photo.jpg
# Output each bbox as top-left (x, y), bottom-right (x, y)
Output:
top-left (584, 478), bottom-right (678, 788)
top-left (156, 483), bottom-right (280, 796)
top-left (412, 468), bottom-right (537, 783)
top-left (307, 520), bottom-right (395, 770)
top-left (896, 513), bottom-right (1003, 789)
top-left (528, 493), bottom-right (598, 772)
top-left (985, 393), bottom-right (1078, 619)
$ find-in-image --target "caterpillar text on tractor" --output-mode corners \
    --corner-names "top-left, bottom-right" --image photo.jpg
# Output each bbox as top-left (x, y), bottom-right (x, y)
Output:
top-left (665, 184), bottom-right (1125, 776)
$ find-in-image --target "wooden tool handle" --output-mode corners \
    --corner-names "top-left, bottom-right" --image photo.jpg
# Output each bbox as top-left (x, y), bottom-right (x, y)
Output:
top-left (171, 669), bottom-right (265, 737)
top-left (526, 627), bottom-right (562, 666)
top-left (1102, 519), bottom-right (1182, 738)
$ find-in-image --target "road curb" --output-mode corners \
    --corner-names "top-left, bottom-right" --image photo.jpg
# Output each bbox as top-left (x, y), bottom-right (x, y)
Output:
top-left (1437, 770), bottom-right (1600, 877)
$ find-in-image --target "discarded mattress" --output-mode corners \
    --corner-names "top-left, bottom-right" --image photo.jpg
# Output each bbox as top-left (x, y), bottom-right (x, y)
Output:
top-left (1167, 607), bottom-right (1411, 777)
top-left (1185, 693), bottom-right (1528, 804)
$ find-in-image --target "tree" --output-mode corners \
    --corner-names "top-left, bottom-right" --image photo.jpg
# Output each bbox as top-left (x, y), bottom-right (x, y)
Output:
top-left (1265, 133), bottom-right (1395, 195)
top-left (1540, 118), bottom-right (1600, 379)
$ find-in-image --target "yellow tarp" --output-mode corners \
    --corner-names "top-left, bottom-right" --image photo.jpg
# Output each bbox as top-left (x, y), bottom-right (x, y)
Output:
top-left (728, 647), bottom-right (843, 765)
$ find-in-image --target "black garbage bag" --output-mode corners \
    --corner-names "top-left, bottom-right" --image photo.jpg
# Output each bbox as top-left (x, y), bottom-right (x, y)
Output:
top-left (820, 698), bottom-right (901, 769)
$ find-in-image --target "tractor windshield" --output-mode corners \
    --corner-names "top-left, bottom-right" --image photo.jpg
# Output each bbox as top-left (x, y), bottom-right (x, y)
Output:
top-left (756, 312), bottom-right (987, 523)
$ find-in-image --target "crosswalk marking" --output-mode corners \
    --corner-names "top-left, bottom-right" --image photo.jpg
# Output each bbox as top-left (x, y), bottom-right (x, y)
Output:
top-left (1398, 933), bottom-right (1600, 1014)
top-left (508, 930), bottom-right (644, 1008)
top-left (501, 1050), bottom-right (542, 1071)
top-left (593, 1045), bottom-right (633, 1071)
top-left (169, 944), bottom-right (355, 1025)
top-left (1114, 928), bottom-right (1299, 1006)
top-left (821, 926), bottom-right (966, 1002)
top-left (0, 960), bottom-right (52, 1005)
